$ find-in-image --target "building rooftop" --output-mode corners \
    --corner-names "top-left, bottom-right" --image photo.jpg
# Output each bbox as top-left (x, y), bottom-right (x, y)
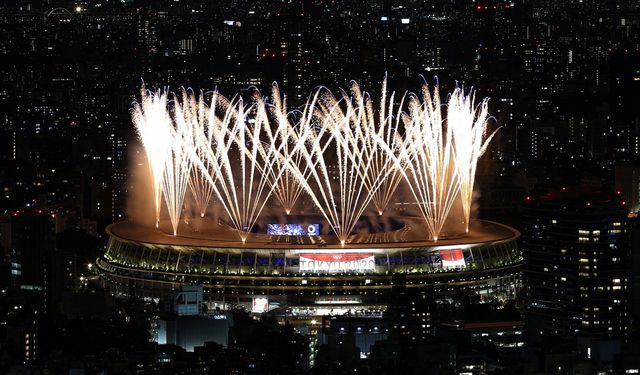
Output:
top-left (525, 186), bottom-right (628, 209)
top-left (107, 217), bottom-right (519, 251)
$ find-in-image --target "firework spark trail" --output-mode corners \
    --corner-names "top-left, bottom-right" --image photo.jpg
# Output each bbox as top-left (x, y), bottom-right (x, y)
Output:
top-left (389, 84), bottom-right (460, 241)
top-left (187, 92), bottom-right (218, 218)
top-left (160, 90), bottom-right (195, 235)
top-left (449, 88), bottom-right (499, 232)
top-left (370, 82), bottom-right (407, 216)
top-left (343, 80), bottom-right (407, 216)
top-left (191, 92), bottom-right (291, 242)
top-left (289, 94), bottom-right (354, 244)
top-left (259, 85), bottom-right (308, 215)
top-left (132, 87), bottom-right (172, 228)
top-left (274, 89), bottom-right (341, 226)
top-left (321, 90), bottom-right (371, 244)
top-left (285, 86), bottom-right (399, 244)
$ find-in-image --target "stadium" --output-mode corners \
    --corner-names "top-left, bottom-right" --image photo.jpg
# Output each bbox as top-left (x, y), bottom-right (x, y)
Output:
top-left (97, 216), bottom-right (521, 311)
top-left (97, 80), bottom-right (523, 313)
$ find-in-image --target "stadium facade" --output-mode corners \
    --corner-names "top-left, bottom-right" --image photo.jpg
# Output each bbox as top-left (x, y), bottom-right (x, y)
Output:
top-left (98, 218), bottom-right (522, 309)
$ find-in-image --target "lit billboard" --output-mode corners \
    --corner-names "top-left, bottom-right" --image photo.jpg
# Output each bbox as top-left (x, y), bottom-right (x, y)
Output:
top-left (252, 297), bottom-right (269, 313)
top-left (439, 249), bottom-right (465, 268)
top-left (299, 253), bottom-right (375, 273)
top-left (267, 223), bottom-right (320, 236)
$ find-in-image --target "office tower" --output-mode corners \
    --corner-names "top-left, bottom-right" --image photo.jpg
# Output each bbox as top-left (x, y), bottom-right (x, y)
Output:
top-left (523, 187), bottom-right (632, 359)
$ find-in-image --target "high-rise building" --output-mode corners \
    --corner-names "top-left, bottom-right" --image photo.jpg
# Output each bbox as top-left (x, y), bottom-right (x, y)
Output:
top-left (10, 210), bottom-right (55, 294)
top-left (385, 274), bottom-right (434, 344)
top-left (615, 165), bottom-right (640, 213)
top-left (522, 187), bottom-right (632, 351)
top-left (5, 313), bottom-right (39, 365)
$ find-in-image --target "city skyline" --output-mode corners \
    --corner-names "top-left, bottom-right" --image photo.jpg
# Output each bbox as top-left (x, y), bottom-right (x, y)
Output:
top-left (0, 1), bottom-right (638, 374)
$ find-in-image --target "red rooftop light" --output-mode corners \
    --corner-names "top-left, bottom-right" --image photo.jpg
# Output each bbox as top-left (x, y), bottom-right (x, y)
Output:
top-left (586, 202), bottom-right (591, 207)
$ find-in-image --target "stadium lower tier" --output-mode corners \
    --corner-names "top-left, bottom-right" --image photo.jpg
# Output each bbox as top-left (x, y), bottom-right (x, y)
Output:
top-left (98, 220), bottom-right (523, 305)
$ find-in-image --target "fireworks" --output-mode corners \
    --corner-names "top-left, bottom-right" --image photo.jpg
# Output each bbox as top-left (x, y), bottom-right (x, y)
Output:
top-left (350, 79), bottom-right (406, 216)
top-left (131, 87), bottom-right (172, 228)
top-left (193, 91), bottom-right (290, 242)
top-left (187, 91), bottom-right (217, 218)
top-left (392, 84), bottom-right (461, 241)
top-left (132, 78), bottom-right (498, 243)
top-left (449, 87), bottom-right (499, 232)
top-left (296, 82), bottom-right (406, 244)
top-left (161, 91), bottom-right (195, 235)
top-left (262, 85), bottom-right (308, 216)
top-left (286, 86), bottom-right (378, 245)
